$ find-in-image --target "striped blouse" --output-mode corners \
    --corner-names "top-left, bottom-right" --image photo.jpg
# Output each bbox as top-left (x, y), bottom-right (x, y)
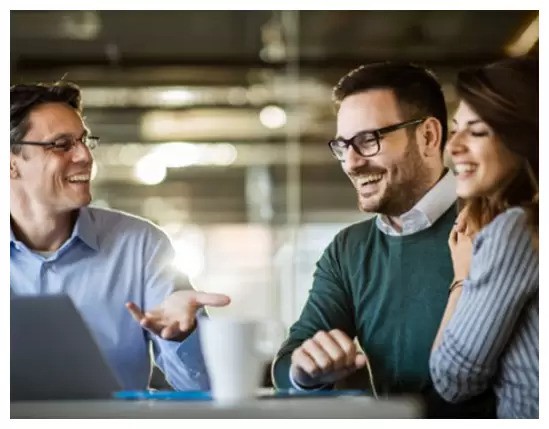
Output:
top-left (430, 207), bottom-right (539, 418)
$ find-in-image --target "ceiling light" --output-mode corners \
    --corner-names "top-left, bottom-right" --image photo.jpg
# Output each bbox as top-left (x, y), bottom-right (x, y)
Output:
top-left (134, 154), bottom-right (167, 185)
top-left (506, 14), bottom-right (539, 57)
top-left (259, 105), bottom-right (287, 129)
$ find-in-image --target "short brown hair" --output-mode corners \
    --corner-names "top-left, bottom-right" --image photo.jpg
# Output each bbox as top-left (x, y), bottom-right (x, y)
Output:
top-left (332, 61), bottom-right (448, 153)
top-left (10, 81), bottom-right (83, 155)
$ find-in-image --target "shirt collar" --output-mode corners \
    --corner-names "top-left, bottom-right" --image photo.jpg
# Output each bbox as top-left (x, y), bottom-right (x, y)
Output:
top-left (376, 170), bottom-right (457, 236)
top-left (72, 207), bottom-right (99, 251)
top-left (9, 207), bottom-right (99, 252)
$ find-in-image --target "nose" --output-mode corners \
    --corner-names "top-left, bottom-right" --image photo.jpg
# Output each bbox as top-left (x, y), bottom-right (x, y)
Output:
top-left (446, 130), bottom-right (468, 158)
top-left (71, 140), bottom-right (93, 165)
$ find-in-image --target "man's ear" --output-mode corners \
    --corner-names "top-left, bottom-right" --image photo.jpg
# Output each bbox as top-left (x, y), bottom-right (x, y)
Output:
top-left (10, 155), bottom-right (20, 179)
top-left (417, 117), bottom-right (442, 157)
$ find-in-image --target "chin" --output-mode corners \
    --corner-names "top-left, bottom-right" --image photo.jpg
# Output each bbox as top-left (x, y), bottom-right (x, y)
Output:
top-left (72, 194), bottom-right (92, 209)
top-left (358, 197), bottom-right (382, 213)
top-left (456, 186), bottom-right (479, 199)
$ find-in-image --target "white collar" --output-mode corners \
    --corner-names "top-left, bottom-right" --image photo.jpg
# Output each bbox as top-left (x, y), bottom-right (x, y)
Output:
top-left (376, 170), bottom-right (457, 236)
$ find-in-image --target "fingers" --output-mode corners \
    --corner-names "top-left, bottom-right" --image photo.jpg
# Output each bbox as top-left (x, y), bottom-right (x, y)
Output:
top-left (294, 329), bottom-right (357, 376)
top-left (125, 302), bottom-right (145, 322)
top-left (301, 337), bottom-right (334, 373)
top-left (126, 302), bottom-right (164, 335)
top-left (329, 329), bottom-right (357, 368)
top-left (192, 292), bottom-right (231, 308)
top-left (354, 353), bottom-right (368, 369)
top-left (455, 217), bottom-right (467, 234)
top-left (176, 315), bottom-right (196, 336)
top-left (160, 321), bottom-right (181, 339)
top-left (291, 347), bottom-right (320, 379)
top-left (291, 330), bottom-right (365, 387)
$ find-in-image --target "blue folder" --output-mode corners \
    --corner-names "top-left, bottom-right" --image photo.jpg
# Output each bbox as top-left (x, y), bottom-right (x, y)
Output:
top-left (114, 389), bottom-right (367, 401)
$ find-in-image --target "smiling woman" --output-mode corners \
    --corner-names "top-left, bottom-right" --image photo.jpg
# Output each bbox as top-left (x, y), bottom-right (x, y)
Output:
top-left (430, 55), bottom-right (539, 419)
top-left (448, 57), bottom-right (538, 236)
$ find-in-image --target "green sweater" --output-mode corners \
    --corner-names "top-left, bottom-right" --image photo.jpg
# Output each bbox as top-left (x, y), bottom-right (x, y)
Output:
top-left (273, 205), bottom-right (456, 394)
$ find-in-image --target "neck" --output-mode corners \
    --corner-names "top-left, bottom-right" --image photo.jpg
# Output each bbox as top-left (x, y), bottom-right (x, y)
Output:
top-left (10, 193), bottom-right (76, 252)
top-left (385, 165), bottom-right (446, 231)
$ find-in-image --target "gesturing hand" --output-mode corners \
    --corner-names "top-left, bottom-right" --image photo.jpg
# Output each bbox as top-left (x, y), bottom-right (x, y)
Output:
top-left (126, 290), bottom-right (230, 342)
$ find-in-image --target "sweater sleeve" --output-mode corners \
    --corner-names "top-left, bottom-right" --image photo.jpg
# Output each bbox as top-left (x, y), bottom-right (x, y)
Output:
top-left (272, 233), bottom-right (356, 389)
top-left (430, 208), bottom-right (538, 402)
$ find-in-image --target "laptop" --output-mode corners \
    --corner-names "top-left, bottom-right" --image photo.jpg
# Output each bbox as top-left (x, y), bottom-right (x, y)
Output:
top-left (11, 294), bottom-right (122, 400)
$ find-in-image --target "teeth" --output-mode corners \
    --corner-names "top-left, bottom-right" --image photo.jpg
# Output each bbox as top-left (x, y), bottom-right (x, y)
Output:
top-left (454, 163), bottom-right (477, 174)
top-left (67, 174), bottom-right (90, 182)
top-left (359, 173), bottom-right (383, 185)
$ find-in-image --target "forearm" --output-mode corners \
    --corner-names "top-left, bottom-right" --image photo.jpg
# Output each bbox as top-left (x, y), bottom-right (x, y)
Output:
top-left (432, 283), bottom-right (463, 352)
top-left (272, 337), bottom-right (304, 389)
top-left (152, 323), bottom-right (210, 391)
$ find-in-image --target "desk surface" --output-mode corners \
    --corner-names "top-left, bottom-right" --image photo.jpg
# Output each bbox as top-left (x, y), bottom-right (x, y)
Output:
top-left (11, 396), bottom-right (424, 418)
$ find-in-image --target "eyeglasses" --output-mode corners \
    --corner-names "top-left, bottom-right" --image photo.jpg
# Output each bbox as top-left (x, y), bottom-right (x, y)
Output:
top-left (328, 118), bottom-right (426, 160)
top-left (14, 135), bottom-right (100, 153)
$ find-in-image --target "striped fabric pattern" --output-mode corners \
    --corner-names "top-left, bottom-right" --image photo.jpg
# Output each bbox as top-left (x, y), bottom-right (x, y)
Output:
top-left (430, 207), bottom-right (539, 418)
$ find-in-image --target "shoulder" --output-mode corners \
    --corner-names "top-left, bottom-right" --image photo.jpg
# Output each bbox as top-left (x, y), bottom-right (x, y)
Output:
top-left (324, 217), bottom-right (378, 258)
top-left (84, 206), bottom-right (170, 243)
top-left (479, 207), bottom-right (530, 242)
top-left (474, 207), bottom-right (534, 256)
top-left (335, 217), bottom-right (377, 244)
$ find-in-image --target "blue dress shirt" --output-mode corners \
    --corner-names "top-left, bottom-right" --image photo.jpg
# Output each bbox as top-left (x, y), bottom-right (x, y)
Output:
top-left (10, 206), bottom-right (210, 391)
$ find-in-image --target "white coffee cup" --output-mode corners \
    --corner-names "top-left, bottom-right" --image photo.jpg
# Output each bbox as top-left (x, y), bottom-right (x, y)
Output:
top-left (198, 317), bottom-right (282, 403)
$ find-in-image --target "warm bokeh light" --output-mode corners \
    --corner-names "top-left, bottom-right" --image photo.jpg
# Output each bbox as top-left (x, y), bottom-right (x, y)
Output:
top-left (259, 105), bottom-right (287, 129)
top-left (133, 154), bottom-right (167, 185)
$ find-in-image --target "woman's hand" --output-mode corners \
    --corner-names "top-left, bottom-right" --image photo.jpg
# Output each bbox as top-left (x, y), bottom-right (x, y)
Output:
top-left (449, 208), bottom-right (474, 281)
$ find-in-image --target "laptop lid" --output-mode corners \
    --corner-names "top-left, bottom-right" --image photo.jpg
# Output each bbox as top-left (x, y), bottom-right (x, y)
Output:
top-left (11, 294), bottom-right (122, 400)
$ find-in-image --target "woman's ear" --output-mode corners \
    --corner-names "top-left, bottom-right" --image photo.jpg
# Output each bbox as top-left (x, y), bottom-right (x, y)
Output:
top-left (417, 117), bottom-right (443, 157)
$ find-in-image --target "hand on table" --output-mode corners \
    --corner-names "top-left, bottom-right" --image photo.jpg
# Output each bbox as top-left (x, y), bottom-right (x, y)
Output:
top-left (290, 329), bottom-right (368, 388)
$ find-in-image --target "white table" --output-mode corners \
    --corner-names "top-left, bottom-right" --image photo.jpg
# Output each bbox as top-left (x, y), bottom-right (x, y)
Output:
top-left (11, 396), bottom-right (424, 418)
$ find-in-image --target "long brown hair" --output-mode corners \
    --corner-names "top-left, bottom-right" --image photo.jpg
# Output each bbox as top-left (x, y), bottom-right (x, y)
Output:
top-left (455, 56), bottom-right (538, 247)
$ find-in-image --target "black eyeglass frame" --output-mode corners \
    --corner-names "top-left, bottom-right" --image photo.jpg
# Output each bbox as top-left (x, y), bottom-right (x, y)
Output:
top-left (11, 135), bottom-right (100, 152)
top-left (328, 118), bottom-right (426, 160)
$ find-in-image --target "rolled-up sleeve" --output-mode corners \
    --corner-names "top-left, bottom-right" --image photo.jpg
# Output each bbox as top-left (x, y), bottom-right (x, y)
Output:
top-left (430, 209), bottom-right (538, 402)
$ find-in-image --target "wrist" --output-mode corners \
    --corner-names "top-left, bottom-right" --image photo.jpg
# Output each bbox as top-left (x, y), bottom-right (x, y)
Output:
top-left (290, 364), bottom-right (327, 389)
top-left (449, 279), bottom-right (464, 294)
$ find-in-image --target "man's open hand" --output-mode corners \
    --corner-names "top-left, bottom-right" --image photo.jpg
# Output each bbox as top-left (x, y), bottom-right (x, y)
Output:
top-left (126, 290), bottom-right (230, 341)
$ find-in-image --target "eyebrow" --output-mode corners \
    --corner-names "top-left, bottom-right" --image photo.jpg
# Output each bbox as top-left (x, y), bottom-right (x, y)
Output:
top-left (46, 130), bottom-right (88, 141)
top-left (334, 128), bottom-right (376, 140)
top-left (451, 119), bottom-right (484, 126)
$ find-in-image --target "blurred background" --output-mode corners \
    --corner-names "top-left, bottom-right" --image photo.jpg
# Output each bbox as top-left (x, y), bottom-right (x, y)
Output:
top-left (10, 10), bottom-right (539, 330)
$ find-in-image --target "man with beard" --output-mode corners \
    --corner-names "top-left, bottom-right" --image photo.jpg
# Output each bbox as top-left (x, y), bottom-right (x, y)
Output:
top-left (271, 63), bottom-right (494, 417)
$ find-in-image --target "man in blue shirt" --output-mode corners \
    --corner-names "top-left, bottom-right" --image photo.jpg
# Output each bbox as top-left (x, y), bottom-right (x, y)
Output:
top-left (9, 81), bottom-right (230, 391)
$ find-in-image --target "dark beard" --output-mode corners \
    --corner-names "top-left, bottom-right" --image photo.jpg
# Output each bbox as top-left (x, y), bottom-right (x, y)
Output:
top-left (358, 139), bottom-right (435, 216)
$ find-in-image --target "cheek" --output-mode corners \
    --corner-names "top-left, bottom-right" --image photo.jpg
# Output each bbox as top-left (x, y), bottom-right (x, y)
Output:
top-left (479, 147), bottom-right (515, 179)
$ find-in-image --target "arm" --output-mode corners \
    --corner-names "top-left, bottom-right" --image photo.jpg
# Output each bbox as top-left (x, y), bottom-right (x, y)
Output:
top-left (431, 283), bottom-right (463, 351)
top-left (133, 229), bottom-right (227, 391)
top-left (272, 237), bottom-right (358, 390)
top-left (430, 209), bottom-right (538, 402)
